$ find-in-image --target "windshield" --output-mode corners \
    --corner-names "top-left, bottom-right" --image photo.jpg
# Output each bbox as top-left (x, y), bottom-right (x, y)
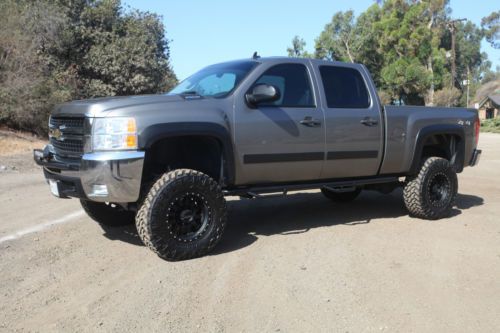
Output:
top-left (168, 61), bottom-right (258, 98)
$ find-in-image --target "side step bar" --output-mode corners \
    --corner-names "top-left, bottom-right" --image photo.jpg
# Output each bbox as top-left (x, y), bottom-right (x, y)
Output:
top-left (225, 176), bottom-right (400, 198)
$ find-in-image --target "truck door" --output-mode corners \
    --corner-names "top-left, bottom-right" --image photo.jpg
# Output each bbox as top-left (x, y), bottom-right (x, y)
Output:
top-left (233, 62), bottom-right (325, 184)
top-left (315, 64), bottom-right (383, 179)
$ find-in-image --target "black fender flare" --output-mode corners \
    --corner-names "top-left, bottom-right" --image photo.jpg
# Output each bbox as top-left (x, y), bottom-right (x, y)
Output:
top-left (139, 122), bottom-right (235, 185)
top-left (409, 124), bottom-right (466, 174)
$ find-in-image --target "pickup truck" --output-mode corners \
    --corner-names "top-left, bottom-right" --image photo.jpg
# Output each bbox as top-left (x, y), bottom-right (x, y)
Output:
top-left (34, 56), bottom-right (482, 261)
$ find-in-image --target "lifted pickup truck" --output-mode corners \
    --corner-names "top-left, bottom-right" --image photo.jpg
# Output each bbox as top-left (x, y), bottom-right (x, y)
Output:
top-left (34, 57), bottom-right (481, 260)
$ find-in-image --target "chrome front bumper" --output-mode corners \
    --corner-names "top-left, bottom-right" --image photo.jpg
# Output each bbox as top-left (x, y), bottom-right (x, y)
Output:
top-left (35, 147), bottom-right (145, 203)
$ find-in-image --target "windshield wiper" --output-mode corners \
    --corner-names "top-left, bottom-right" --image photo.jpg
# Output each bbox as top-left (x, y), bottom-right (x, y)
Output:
top-left (179, 90), bottom-right (204, 99)
top-left (180, 90), bottom-right (200, 95)
top-left (179, 91), bottom-right (216, 100)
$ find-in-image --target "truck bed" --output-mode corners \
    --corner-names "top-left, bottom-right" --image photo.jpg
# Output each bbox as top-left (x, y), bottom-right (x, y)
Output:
top-left (379, 106), bottom-right (478, 175)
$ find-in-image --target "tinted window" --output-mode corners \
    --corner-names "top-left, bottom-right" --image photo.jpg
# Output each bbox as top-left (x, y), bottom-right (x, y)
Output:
top-left (254, 64), bottom-right (315, 107)
top-left (320, 66), bottom-right (370, 108)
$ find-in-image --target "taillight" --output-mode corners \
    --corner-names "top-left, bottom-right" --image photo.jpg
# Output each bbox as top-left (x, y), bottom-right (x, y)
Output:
top-left (474, 118), bottom-right (480, 147)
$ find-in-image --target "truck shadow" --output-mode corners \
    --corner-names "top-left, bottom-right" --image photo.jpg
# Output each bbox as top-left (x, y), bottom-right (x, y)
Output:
top-left (212, 190), bottom-right (484, 256)
top-left (101, 223), bottom-right (144, 246)
top-left (99, 190), bottom-right (484, 255)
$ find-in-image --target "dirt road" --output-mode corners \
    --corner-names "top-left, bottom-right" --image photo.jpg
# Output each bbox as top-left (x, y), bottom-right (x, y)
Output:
top-left (0, 134), bottom-right (499, 332)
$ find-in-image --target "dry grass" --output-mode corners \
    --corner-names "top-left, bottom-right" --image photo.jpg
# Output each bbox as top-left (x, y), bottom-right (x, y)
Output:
top-left (0, 129), bottom-right (45, 156)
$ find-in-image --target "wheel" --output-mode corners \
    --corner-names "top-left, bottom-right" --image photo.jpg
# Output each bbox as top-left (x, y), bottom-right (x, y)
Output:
top-left (135, 169), bottom-right (227, 261)
top-left (321, 187), bottom-right (361, 202)
top-left (403, 157), bottom-right (458, 220)
top-left (80, 200), bottom-right (135, 227)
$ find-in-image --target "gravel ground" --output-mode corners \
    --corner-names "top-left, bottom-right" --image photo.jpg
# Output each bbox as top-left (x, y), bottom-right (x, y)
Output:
top-left (0, 133), bottom-right (499, 332)
top-left (0, 152), bottom-right (40, 173)
top-left (0, 129), bottom-right (44, 173)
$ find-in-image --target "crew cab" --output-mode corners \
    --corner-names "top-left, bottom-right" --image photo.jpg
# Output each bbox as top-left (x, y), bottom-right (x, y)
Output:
top-left (34, 56), bottom-right (481, 260)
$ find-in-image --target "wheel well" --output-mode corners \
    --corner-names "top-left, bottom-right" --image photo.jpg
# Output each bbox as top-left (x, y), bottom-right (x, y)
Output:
top-left (142, 136), bottom-right (225, 185)
top-left (415, 133), bottom-right (463, 172)
top-left (421, 134), bottom-right (460, 159)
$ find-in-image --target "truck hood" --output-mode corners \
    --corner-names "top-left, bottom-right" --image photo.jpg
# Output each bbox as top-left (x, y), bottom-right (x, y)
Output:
top-left (52, 94), bottom-right (186, 117)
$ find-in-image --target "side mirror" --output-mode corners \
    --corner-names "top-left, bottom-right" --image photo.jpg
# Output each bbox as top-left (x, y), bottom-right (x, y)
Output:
top-left (245, 84), bottom-right (280, 107)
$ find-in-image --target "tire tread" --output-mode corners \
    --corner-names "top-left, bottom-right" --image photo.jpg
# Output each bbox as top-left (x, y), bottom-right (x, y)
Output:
top-left (135, 169), bottom-right (227, 260)
top-left (403, 157), bottom-right (457, 220)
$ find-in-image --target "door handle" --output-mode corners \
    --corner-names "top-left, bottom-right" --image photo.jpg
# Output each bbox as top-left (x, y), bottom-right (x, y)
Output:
top-left (360, 117), bottom-right (378, 126)
top-left (300, 116), bottom-right (321, 127)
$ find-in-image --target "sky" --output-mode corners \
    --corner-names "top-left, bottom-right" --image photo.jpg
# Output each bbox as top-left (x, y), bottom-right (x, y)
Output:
top-left (124, 0), bottom-right (499, 80)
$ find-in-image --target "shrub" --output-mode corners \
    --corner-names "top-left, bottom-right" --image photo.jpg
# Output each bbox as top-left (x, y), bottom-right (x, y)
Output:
top-left (481, 117), bottom-right (500, 133)
top-left (0, 0), bottom-right (177, 136)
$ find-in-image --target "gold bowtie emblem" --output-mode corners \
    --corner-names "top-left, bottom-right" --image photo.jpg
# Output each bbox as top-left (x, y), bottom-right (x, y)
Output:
top-left (49, 128), bottom-right (62, 140)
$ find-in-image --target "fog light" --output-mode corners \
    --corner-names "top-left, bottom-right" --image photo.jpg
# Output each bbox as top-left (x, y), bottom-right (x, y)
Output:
top-left (90, 184), bottom-right (108, 197)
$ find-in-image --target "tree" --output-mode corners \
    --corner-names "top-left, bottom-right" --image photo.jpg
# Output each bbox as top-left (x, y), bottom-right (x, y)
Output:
top-left (453, 21), bottom-right (485, 106)
top-left (80, 6), bottom-right (176, 97)
top-left (434, 87), bottom-right (461, 106)
top-left (352, 4), bottom-right (383, 85)
top-left (421, 0), bottom-right (449, 106)
top-left (286, 36), bottom-right (312, 58)
top-left (0, 0), bottom-right (72, 134)
top-left (375, 1), bottom-right (437, 104)
top-left (315, 10), bottom-right (358, 62)
top-left (290, 0), bottom-right (488, 107)
top-left (56, 0), bottom-right (177, 97)
top-left (0, 0), bottom-right (177, 135)
top-left (481, 65), bottom-right (500, 84)
top-left (482, 11), bottom-right (499, 49)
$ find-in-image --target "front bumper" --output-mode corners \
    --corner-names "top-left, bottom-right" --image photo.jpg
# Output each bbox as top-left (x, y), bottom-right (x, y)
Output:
top-left (469, 149), bottom-right (481, 167)
top-left (34, 147), bottom-right (145, 203)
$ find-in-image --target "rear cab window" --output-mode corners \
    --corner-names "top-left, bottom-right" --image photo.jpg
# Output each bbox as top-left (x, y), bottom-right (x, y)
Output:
top-left (319, 66), bottom-right (371, 109)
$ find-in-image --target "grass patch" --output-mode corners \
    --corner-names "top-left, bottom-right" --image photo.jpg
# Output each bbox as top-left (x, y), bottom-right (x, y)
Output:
top-left (0, 129), bottom-right (45, 156)
top-left (481, 118), bottom-right (500, 133)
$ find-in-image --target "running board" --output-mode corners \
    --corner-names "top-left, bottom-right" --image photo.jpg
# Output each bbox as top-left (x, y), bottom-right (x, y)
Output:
top-left (225, 176), bottom-right (400, 198)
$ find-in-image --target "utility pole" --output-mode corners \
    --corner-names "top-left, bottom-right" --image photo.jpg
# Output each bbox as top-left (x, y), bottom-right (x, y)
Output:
top-left (466, 66), bottom-right (470, 107)
top-left (446, 18), bottom-right (466, 88)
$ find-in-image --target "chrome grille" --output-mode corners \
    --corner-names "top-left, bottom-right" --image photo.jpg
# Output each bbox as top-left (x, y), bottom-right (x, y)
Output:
top-left (50, 138), bottom-right (84, 154)
top-left (49, 117), bottom-right (84, 131)
top-left (49, 117), bottom-right (85, 158)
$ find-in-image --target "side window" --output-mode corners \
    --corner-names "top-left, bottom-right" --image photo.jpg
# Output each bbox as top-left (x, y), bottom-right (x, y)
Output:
top-left (254, 64), bottom-right (315, 107)
top-left (319, 66), bottom-right (370, 108)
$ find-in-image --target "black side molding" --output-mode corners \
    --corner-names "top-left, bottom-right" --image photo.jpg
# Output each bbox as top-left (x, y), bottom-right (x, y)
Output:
top-left (243, 150), bottom-right (379, 164)
top-left (244, 152), bottom-right (324, 164)
top-left (327, 150), bottom-right (378, 160)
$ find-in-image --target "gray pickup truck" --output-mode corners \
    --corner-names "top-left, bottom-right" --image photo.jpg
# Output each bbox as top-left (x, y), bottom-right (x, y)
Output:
top-left (34, 56), bottom-right (481, 260)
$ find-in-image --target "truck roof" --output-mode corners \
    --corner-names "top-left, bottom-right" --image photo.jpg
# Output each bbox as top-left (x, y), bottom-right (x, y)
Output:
top-left (252, 56), bottom-right (361, 67)
top-left (209, 56), bottom-right (362, 69)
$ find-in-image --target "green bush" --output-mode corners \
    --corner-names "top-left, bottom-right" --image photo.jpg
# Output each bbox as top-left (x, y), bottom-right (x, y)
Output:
top-left (481, 117), bottom-right (500, 133)
top-left (0, 0), bottom-right (177, 136)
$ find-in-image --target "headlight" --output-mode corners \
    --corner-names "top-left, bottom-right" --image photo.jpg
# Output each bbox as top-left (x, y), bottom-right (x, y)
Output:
top-left (92, 117), bottom-right (137, 151)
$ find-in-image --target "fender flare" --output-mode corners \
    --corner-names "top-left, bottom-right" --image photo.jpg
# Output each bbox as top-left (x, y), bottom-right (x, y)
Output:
top-left (139, 122), bottom-right (235, 185)
top-left (409, 124), bottom-right (466, 174)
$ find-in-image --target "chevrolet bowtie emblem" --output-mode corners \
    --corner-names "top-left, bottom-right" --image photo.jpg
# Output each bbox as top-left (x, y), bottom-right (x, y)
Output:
top-left (49, 127), bottom-right (63, 140)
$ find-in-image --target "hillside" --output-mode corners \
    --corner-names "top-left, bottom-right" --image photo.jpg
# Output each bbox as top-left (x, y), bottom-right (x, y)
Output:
top-left (474, 80), bottom-right (500, 104)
